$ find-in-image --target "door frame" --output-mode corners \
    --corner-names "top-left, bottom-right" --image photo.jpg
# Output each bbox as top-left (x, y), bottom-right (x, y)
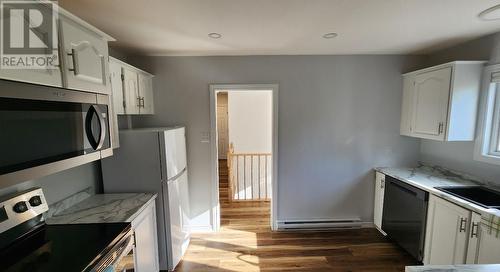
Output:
top-left (209, 84), bottom-right (279, 231)
top-left (216, 96), bottom-right (229, 159)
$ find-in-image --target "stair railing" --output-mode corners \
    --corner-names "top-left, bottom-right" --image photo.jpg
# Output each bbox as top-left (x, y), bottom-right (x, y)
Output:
top-left (227, 143), bottom-right (272, 201)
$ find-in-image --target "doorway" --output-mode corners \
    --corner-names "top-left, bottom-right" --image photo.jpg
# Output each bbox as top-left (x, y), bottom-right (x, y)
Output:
top-left (210, 84), bottom-right (279, 231)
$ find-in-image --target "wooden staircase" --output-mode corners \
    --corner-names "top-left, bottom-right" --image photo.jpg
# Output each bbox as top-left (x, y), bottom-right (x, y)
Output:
top-left (218, 159), bottom-right (229, 203)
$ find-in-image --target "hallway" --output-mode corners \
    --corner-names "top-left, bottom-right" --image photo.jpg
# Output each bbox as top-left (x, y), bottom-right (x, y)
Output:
top-left (174, 161), bottom-right (416, 271)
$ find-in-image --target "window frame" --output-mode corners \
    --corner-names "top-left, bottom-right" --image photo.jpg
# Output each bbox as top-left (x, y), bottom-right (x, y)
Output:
top-left (474, 64), bottom-right (500, 165)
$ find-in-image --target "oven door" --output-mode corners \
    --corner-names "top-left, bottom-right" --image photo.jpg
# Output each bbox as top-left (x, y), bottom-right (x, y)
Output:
top-left (0, 80), bottom-right (112, 188)
top-left (92, 230), bottom-right (135, 272)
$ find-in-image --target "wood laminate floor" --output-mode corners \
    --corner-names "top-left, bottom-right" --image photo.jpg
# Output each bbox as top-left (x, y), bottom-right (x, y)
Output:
top-left (174, 160), bottom-right (417, 271)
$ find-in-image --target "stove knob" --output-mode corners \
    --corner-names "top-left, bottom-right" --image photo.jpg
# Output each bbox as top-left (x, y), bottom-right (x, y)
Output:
top-left (29, 196), bottom-right (42, 207)
top-left (13, 201), bottom-right (29, 213)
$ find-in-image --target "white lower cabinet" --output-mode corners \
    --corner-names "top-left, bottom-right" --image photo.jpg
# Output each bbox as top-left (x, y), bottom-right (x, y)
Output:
top-left (132, 200), bottom-right (160, 272)
top-left (373, 172), bottom-right (385, 232)
top-left (477, 221), bottom-right (500, 263)
top-left (466, 212), bottom-right (481, 264)
top-left (423, 195), bottom-right (480, 265)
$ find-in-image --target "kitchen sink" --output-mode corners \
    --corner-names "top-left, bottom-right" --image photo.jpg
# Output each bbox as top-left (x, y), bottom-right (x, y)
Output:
top-left (435, 186), bottom-right (500, 209)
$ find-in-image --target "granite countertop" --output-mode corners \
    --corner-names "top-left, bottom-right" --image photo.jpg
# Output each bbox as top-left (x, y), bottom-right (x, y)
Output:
top-left (46, 193), bottom-right (157, 225)
top-left (406, 264), bottom-right (500, 272)
top-left (375, 164), bottom-right (500, 218)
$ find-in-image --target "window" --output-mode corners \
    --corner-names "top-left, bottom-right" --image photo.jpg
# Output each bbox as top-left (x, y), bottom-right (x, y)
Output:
top-left (475, 65), bottom-right (500, 165)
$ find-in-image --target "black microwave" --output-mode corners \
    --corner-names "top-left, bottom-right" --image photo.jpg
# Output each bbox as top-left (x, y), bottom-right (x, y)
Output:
top-left (0, 80), bottom-right (113, 188)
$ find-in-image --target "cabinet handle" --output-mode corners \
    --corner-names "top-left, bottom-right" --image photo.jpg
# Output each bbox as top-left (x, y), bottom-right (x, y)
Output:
top-left (471, 222), bottom-right (479, 238)
top-left (438, 122), bottom-right (444, 134)
top-left (67, 49), bottom-right (78, 75)
top-left (381, 180), bottom-right (385, 189)
top-left (459, 218), bottom-right (467, 232)
top-left (136, 97), bottom-right (145, 108)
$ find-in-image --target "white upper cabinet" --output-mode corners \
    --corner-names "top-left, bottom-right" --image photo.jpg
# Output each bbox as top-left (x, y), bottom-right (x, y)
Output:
top-left (412, 67), bottom-right (452, 141)
top-left (109, 59), bottom-right (125, 114)
top-left (400, 61), bottom-right (485, 141)
top-left (400, 75), bottom-right (415, 136)
top-left (59, 14), bottom-right (112, 94)
top-left (0, 3), bottom-right (62, 87)
top-left (109, 57), bottom-right (155, 115)
top-left (138, 72), bottom-right (155, 114)
top-left (123, 66), bottom-right (140, 114)
top-left (0, 4), bottom-right (115, 94)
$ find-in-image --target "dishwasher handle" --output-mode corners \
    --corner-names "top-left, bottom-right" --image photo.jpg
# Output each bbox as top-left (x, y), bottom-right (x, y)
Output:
top-left (387, 176), bottom-right (428, 201)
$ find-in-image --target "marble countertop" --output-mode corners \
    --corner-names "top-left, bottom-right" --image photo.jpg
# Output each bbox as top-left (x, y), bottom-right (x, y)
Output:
top-left (375, 164), bottom-right (500, 218)
top-left (406, 264), bottom-right (500, 272)
top-left (46, 193), bottom-right (157, 225)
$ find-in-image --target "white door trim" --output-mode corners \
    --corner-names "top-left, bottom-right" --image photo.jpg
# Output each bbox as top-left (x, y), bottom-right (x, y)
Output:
top-left (209, 84), bottom-right (279, 231)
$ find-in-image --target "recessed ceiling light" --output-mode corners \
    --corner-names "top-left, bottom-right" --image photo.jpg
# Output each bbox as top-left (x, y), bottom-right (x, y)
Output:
top-left (479, 4), bottom-right (500, 20)
top-left (322, 32), bottom-right (338, 39)
top-left (208, 32), bottom-right (222, 39)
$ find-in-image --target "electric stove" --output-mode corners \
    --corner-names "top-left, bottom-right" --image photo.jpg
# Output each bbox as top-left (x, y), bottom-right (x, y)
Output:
top-left (0, 188), bottom-right (133, 272)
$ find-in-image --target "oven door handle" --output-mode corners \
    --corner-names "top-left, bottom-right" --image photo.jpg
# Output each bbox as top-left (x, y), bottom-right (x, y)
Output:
top-left (108, 234), bottom-right (135, 269)
top-left (85, 105), bottom-right (106, 150)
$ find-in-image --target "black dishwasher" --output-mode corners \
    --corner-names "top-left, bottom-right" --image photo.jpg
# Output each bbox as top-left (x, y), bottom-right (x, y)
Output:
top-left (382, 176), bottom-right (428, 262)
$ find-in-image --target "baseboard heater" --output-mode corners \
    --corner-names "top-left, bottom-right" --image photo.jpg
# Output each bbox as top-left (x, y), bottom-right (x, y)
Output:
top-left (277, 218), bottom-right (363, 230)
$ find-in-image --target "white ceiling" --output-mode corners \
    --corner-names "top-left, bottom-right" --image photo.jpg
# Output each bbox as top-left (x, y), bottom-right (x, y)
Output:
top-left (59, 0), bottom-right (500, 56)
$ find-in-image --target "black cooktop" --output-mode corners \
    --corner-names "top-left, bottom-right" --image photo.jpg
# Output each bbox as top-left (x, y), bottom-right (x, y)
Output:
top-left (0, 221), bottom-right (130, 272)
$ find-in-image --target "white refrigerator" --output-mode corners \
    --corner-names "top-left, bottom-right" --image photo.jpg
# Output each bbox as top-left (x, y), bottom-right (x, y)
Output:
top-left (102, 127), bottom-right (191, 271)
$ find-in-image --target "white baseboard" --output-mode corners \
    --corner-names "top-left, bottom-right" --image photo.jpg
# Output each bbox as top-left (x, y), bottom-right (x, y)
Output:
top-left (277, 218), bottom-right (367, 231)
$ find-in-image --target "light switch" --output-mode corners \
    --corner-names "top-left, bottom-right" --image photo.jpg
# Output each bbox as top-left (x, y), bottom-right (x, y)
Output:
top-left (201, 132), bottom-right (210, 143)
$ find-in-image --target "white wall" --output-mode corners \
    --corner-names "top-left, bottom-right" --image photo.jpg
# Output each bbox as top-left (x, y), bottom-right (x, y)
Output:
top-left (227, 90), bottom-right (273, 200)
top-left (419, 32), bottom-right (500, 183)
top-left (129, 55), bottom-right (423, 229)
top-left (228, 91), bottom-right (272, 153)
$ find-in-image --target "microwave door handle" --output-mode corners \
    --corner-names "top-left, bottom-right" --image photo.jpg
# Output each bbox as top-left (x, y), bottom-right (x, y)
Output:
top-left (93, 105), bottom-right (106, 150)
top-left (85, 105), bottom-right (106, 150)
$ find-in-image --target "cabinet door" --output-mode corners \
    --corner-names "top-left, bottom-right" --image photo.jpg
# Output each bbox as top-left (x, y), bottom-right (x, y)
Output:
top-left (133, 202), bottom-right (160, 272)
top-left (109, 60), bottom-right (125, 114)
top-left (477, 222), bottom-right (500, 264)
top-left (373, 172), bottom-right (385, 231)
top-left (465, 212), bottom-right (481, 264)
top-left (412, 67), bottom-right (452, 141)
top-left (123, 67), bottom-right (140, 114)
top-left (0, 5), bottom-right (62, 87)
top-left (400, 75), bottom-right (415, 136)
top-left (424, 195), bottom-right (469, 265)
top-left (60, 17), bottom-right (109, 94)
top-left (138, 73), bottom-right (155, 114)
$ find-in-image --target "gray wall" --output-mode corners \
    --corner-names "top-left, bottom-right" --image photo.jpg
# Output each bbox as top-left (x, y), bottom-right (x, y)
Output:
top-left (128, 55), bottom-right (423, 228)
top-left (0, 162), bottom-right (101, 205)
top-left (419, 32), bottom-right (500, 183)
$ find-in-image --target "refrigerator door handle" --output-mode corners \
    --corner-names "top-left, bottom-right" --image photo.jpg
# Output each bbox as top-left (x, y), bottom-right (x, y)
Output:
top-left (166, 168), bottom-right (187, 183)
